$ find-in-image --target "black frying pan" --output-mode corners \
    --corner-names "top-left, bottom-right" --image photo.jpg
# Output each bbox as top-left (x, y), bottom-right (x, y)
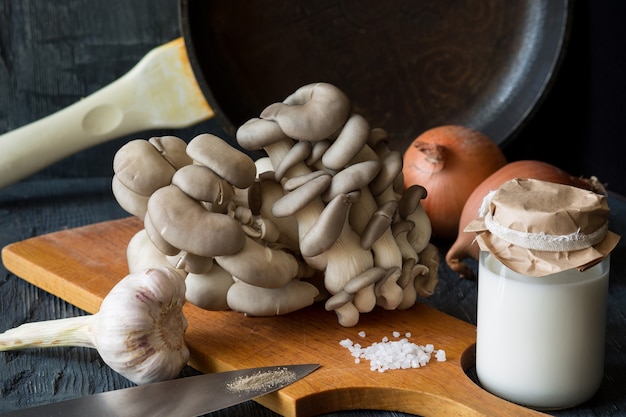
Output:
top-left (0, 0), bottom-right (570, 188)
top-left (180, 0), bottom-right (571, 152)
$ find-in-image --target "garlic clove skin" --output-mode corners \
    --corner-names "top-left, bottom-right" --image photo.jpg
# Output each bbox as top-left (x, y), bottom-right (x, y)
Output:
top-left (92, 267), bottom-right (189, 385)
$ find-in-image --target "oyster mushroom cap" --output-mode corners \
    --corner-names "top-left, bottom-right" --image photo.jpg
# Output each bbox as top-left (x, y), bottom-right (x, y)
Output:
top-left (370, 151), bottom-right (404, 196)
top-left (324, 290), bottom-right (354, 311)
top-left (126, 229), bottom-right (176, 274)
top-left (148, 135), bottom-right (193, 169)
top-left (167, 250), bottom-right (215, 274)
top-left (368, 127), bottom-right (390, 149)
top-left (147, 185), bottom-right (246, 258)
top-left (283, 171), bottom-right (330, 192)
top-left (321, 160), bottom-right (382, 202)
top-left (257, 178), bottom-right (300, 251)
top-left (322, 113), bottom-right (370, 171)
top-left (306, 139), bottom-right (332, 166)
top-left (392, 218), bottom-right (415, 239)
top-left (112, 175), bottom-right (149, 219)
top-left (415, 243), bottom-right (440, 297)
top-left (374, 267), bottom-right (404, 310)
top-left (236, 117), bottom-right (291, 151)
top-left (343, 267), bottom-right (388, 294)
top-left (332, 301), bottom-right (361, 328)
top-left (392, 219), bottom-right (419, 261)
top-left (113, 139), bottom-right (177, 196)
top-left (274, 140), bottom-right (312, 181)
top-left (185, 264), bottom-right (234, 311)
top-left (399, 184), bottom-right (428, 219)
top-left (215, 236), bottom-right (300, 289)
top-left (143, 211), bottom-right (180, 256)
top-left (272, 173), bottom-right (332, 218)
top-left (260, 82), bottom-right (351, 142)
top-left (300, 192), bottom-right (359, 258)
top-left (396, 259), bottom-right (421, 310)
top-left (361, 200), bottom-right (399, 250)
top-left (399, 184), bottom-right (432, 253)
top-left (171, 164), bottom-right (234, 205)
top-left (227, 279), bottom-right (319, 316)
top-left (186, 133), bottom-right (257, 189)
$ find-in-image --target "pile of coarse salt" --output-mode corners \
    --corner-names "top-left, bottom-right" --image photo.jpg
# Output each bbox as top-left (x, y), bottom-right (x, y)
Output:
top-left (339, 331), bottom-right (446, 372)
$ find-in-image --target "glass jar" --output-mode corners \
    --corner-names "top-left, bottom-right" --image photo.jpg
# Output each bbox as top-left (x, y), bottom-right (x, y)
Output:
top-left (475, 251), bottom-right (610, 409)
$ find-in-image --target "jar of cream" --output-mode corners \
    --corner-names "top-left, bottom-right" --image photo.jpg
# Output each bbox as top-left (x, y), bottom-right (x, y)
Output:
top-left (476, 252), bottom-right (609, 408)
top-left (465, 178), bottom-right (620, 409)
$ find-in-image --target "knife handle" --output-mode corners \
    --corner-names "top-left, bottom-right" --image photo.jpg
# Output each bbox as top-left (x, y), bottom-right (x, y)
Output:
top-left (0, 38), bottom-right (213, 190)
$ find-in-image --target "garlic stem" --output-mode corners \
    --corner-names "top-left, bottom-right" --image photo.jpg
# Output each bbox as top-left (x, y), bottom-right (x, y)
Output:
top-left (0, 315), bottom-right (95, 350)
top-left (0, 267), bottom-right (189, 385)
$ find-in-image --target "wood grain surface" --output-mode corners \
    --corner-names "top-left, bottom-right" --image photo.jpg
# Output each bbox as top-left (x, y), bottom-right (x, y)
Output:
top-left (1, 1), bottom-right (626, 415)
top-left (1, 217), bottom-right (548, 417)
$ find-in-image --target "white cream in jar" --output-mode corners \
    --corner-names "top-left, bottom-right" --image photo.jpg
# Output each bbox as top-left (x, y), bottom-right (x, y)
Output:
top-left (465, 179), bottom-right (620, 409)
top-left (476, 252), bottom-right (610, 409)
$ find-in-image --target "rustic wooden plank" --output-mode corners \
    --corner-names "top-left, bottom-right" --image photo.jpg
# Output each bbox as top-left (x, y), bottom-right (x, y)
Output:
top-left (1, 217), bottom-right (547, 417)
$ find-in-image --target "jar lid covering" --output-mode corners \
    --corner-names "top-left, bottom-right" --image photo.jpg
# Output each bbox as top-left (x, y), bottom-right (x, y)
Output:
top-left (465, 178), bottom-right (620, 276)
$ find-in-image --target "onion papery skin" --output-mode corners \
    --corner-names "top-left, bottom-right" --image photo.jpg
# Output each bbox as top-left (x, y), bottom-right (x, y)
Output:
top-left (445, 160), bottom-right (605, 279)
top-left (402, 125), bottom-right (507, 240)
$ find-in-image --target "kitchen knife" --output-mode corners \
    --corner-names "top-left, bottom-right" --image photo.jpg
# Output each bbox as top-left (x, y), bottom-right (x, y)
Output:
top-left (0, 364), bottom-right (319, 417)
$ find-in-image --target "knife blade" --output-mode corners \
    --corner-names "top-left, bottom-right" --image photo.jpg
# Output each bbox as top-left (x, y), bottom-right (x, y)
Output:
top-left (0, 364), bottom-right (319, 417)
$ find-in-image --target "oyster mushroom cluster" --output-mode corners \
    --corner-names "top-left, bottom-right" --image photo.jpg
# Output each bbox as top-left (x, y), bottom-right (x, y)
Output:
top-left (112, 82), bottom-right (438, 327)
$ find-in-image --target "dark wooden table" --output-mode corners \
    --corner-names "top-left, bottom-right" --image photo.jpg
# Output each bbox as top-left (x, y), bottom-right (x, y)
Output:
top-left (1, 1), bottom-right (625, 416)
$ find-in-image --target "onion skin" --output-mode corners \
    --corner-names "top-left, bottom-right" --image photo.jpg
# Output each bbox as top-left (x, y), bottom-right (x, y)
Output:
top-left (402, 125), bottom-right (507, 240)
top-left (445, 160), bottom-right (606, 279)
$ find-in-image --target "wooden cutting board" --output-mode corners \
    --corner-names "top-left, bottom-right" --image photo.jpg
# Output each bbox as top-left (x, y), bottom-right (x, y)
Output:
top-left (1, 217), bottom-right (547, 417)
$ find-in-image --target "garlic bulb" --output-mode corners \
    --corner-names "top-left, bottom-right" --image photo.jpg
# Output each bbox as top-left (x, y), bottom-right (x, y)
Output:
top-left (0, 267), bottom-right (189, 385)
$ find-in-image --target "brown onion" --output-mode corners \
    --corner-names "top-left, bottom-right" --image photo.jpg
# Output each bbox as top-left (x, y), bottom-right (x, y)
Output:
top-left (445, 160), bottom-right (605, 279)
top-left (402, 125), bottom-right (507, 240)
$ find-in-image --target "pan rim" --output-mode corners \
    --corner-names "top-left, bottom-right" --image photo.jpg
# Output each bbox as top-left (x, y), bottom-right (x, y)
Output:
top-left (178, 0), bottom-right (572, 150)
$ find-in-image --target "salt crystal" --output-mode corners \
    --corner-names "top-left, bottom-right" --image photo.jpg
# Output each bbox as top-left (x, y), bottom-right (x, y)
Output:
top-left (339, 332), bottom-right (447, 372)
top-left (358, 331), bottom-right (367, 338)
top-left (339, 338), bottom-right (353, 348)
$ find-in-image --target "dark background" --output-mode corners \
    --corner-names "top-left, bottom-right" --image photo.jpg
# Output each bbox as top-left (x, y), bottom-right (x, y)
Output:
top-left (503, 0), bottom-right (626, 196)
top-left (0, 0), bottom-right (624, 194)
top-left (1, 2), bottom-right (626, 415)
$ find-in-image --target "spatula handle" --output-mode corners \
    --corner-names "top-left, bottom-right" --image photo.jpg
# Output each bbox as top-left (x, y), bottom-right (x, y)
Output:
top-left (0, 38), bottom-right (213, 189)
